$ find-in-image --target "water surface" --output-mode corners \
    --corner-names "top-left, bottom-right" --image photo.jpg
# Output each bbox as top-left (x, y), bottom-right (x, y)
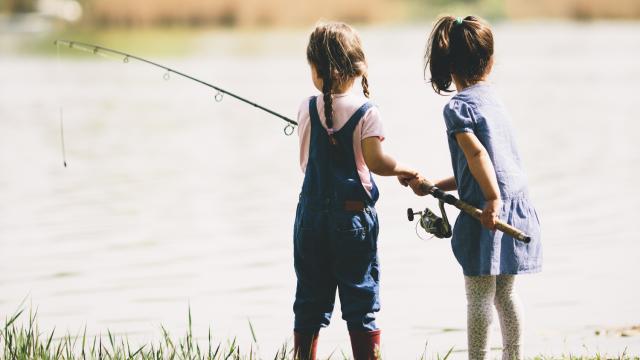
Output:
top-left (0, 22), bottom-right (639, 358)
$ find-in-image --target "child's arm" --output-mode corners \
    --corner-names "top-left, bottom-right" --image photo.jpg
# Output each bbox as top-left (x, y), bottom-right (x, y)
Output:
top-left (455, 132), bottom-right (500, 230)
top-left (362, 137), bottom-right (417, 180)
top-left (435, 176), bottom-right (457, 191)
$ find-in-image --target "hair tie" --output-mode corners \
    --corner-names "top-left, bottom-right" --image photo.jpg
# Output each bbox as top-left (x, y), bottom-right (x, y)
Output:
top-left (456, 17), bottom-right (463, 25)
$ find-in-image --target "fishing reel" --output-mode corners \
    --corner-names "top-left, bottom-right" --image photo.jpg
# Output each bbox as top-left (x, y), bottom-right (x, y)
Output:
top-left (407, 200), bottom-right (452, 239)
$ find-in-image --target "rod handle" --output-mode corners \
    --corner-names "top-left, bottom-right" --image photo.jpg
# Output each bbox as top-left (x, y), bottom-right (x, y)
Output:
top-left (418, 180), bottom-right (532, 243)
top-left (457, 202), bottom-right (531, 243)
top-left (494, 219), bottom-right (531, 243)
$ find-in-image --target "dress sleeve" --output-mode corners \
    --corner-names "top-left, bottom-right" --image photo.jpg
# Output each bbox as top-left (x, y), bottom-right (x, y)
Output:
top-left (360, 106), bottom-right (385, 141)
top-left (443, 99), bottom-right (475, 136)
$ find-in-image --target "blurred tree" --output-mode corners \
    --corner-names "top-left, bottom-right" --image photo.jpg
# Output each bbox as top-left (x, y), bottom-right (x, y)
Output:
top-left (1, 0), bottom-right (37, 13)
top-left (506, 0), bottom-right (640, 19)
top-left (432, 0), bottom-right (479, 5)
top-left (405, 0), bottom-right (506, 21)
top-left (81, 0), bottom-right (401, 27)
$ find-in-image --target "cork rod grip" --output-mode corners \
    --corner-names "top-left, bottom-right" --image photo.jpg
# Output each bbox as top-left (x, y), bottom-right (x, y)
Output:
top-left (456, 202), bottom-right (531, 243)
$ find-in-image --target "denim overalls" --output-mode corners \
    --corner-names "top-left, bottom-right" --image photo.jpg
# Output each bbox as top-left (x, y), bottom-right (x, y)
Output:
top-left (293, 96), bottom-right (381, 334)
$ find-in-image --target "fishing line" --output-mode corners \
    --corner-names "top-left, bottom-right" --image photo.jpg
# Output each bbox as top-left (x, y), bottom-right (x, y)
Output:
top-left (53, 40), bottom-right (297, 137)
top-left (60, 108), bottom-right (67, 167)
top-left (415, 221), bottom-right (434, 241)
top-left (56, 40), bottom-right (68, 168)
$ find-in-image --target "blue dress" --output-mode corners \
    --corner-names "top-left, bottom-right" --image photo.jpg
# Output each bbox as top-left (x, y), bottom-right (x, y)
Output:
top-left (444, 83), bottom-right (542, 276)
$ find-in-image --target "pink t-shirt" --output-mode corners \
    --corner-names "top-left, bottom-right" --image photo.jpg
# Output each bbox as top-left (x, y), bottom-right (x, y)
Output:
top-left (297, 90), bottom-right (385, 197)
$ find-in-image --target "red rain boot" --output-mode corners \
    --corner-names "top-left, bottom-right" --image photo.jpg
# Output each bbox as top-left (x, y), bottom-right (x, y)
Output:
top-left (349, 329), bottom-right (381, 360)
top-left (293, 331), bottom-right (319, 360)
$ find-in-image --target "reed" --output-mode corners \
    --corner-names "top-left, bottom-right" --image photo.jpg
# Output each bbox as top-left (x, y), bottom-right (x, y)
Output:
top-left (1, 306), bottom-right (637, 359)
top-left (1, 306), bottom-right (284, 360)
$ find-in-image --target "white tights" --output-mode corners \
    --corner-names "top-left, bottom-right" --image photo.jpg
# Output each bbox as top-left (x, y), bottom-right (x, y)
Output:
top-left (464, 275), bottom-right (523, 360)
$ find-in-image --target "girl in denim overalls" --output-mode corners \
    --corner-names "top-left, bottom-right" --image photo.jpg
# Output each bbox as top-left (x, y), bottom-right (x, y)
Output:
top-left (411, 16), bottom-right (542, 360)
top-left (293, 22), bottom-right (418, 360)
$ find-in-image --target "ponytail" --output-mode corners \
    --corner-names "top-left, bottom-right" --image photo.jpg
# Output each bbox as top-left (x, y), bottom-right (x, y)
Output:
top-left (425, 16), bottom-right (457, 94)
top-left (424, 15), bottom-right (494, 95)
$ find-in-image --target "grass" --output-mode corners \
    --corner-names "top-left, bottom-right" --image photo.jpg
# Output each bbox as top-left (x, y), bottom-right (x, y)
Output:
top-left (1, 306), bottom-right (282, 360)
top-left (1, 305), bottom-right (638, 360)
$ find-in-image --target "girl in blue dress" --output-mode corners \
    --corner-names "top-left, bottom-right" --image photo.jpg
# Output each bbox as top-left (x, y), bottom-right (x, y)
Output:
top-left (409, 15), bottom-right (542, 360)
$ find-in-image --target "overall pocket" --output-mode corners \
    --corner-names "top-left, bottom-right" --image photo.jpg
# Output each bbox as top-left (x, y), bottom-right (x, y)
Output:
top-left (333, 208), bottom-right (378, 252)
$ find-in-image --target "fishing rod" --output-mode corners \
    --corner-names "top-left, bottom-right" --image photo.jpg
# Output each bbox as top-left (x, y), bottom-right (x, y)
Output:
top-left (407, 180), bottom-right (531, 243)
top-left (53, 39), bottom-right (298, 136)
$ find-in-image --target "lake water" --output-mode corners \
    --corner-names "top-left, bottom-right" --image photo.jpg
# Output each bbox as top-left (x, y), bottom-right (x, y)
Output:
top-left (1, 22), bottom-right (639, 358)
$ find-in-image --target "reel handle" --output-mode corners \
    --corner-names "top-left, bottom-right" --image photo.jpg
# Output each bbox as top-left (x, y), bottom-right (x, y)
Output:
top-left (407, 208), bottom-right (421, 222)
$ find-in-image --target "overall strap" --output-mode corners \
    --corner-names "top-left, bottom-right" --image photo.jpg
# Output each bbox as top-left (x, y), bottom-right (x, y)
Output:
top-left (309, 96), bottom-right (373, 137)
top-left (339, 102), bottom-right (373, 135)
top-left (308, 96), bottom-right (322, 131)
top-left (334, 101), bottom-right (377, 205)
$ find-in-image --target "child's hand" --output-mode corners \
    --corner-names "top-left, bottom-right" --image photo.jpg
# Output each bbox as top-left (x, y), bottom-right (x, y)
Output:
top-left (481, 199), bottom-right (501, 230)
top-left (409, 176), bottom-right (431, 196)
top-left (397, 169), bottom-right (419, 187)
top-left (397, 174), bottom-right (415, 187)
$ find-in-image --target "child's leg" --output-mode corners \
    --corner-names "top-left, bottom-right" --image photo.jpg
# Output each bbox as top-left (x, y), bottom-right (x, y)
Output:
top-left (465, 275), bottom-right (496, 360)
top-left (293, 210), bottom-right (338, 360)
top-left (494, 275), bottom-right (523, 360)
top-left (333, 209), bottom-right (381, 360)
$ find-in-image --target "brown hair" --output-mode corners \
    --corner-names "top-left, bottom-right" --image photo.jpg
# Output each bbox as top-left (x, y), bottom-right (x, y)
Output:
top-left (306, 22), bottom-right (369, 144)
top-left (424, 15), bottom-right (494, 94)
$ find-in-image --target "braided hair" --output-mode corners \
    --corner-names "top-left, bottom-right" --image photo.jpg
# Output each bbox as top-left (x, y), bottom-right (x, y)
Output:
top-left (307, 22), bottom-right (370, 145)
